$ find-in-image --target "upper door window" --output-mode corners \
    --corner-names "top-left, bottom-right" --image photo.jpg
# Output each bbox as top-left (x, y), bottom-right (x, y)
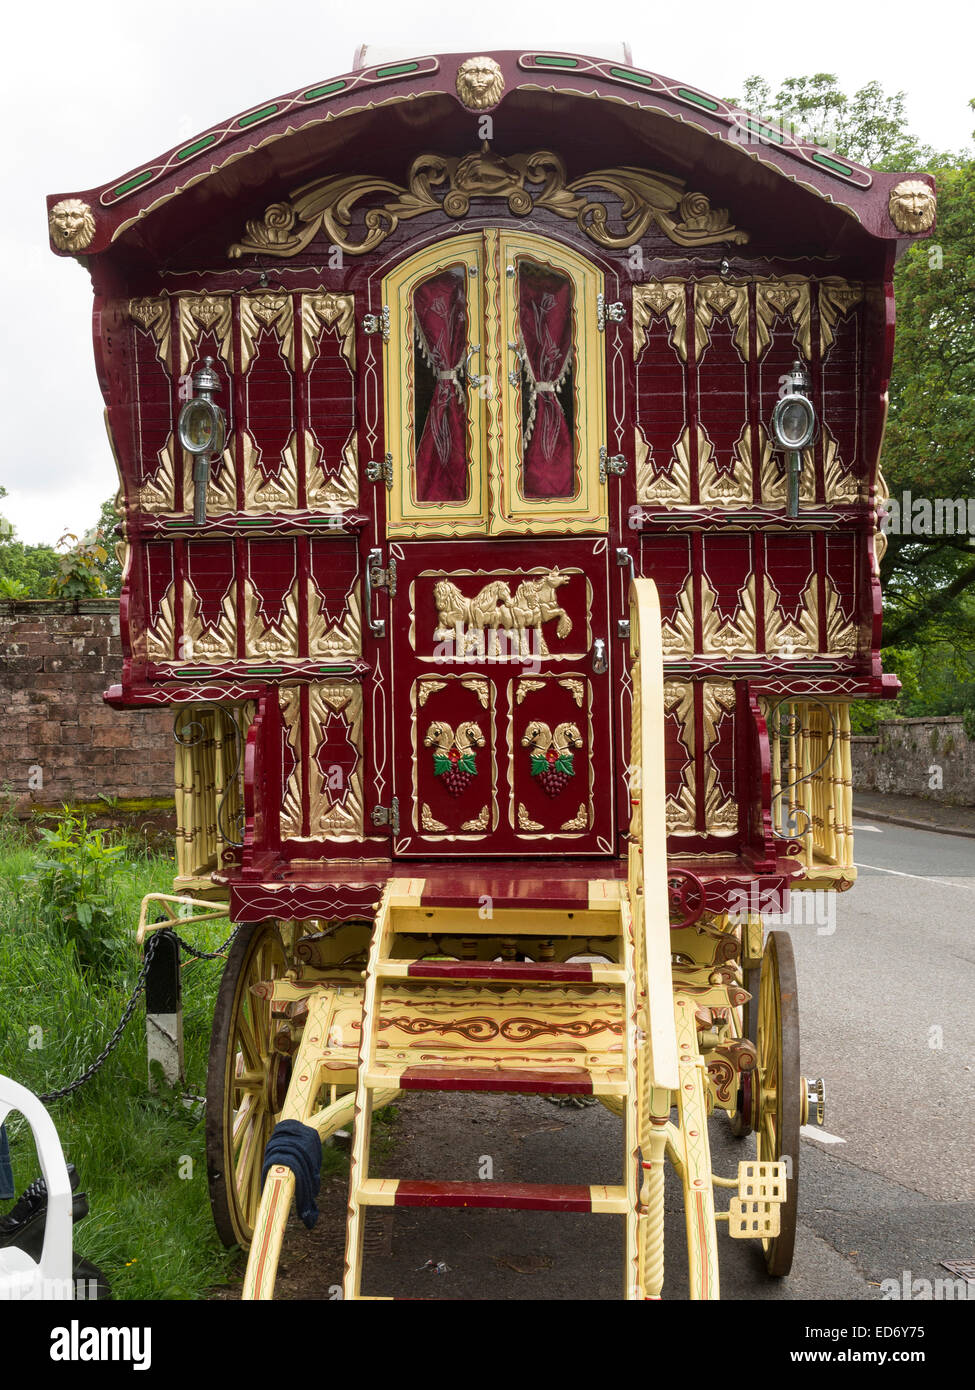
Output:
top-left (383, 229), bottom-right (607, 537)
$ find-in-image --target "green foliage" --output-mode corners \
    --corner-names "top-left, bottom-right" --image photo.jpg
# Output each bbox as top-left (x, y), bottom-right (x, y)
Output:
top-left (731, 73), bottom-right (953, 170)
top-left (22, 811), bottom-right (126, 972)
top-left (0, 832), bottom-right (240, 1298)
top-left (47, 531), bottom-right (110, 599)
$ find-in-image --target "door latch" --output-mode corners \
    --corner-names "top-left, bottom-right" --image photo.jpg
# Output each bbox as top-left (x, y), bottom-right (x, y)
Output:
top-left (599, 447), bottom-right (628, 484)
top-left (366, 453), bottom-right (393, 489)
top-left (366, 548), bottom-right (397, 637)
top-left (370, 797), bottom-right (400, 835)
top-left (591, 637), bottom-right (608, 674)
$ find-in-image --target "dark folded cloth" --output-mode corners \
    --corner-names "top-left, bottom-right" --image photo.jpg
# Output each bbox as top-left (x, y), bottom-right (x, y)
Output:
top-left (261, 1120), bottom-right (323, 1230)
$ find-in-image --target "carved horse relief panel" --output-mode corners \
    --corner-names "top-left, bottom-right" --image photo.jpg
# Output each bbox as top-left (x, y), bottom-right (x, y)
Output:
top-left (390, 539), bottom-right (615, 855)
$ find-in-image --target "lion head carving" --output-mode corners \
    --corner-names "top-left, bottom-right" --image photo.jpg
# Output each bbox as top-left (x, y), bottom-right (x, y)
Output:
top-left (456, 56), bottom-right (504, 111)
top-left (888, 180), bottom-right (936, 234)
top-left (49, 199), bottom-right (95, 253)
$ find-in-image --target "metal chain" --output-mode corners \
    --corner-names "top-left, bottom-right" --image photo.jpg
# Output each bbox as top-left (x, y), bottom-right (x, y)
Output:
top-left (38, 933), bottom-right (164, 1103)
top-left (164, 922), bottom-right (241, 961)
top-left (36, 923), bottom-right (240, 1103)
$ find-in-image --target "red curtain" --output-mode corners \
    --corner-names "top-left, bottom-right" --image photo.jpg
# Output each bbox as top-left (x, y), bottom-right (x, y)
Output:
top-left (518, 262), bottom-right (575, 499)
top-left (413, 268), bottom-right (469, 503)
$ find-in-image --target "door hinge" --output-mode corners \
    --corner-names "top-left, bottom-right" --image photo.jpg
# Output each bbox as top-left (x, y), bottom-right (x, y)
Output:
top-left (597, 295), bottom-right (625, 332)
top-left (599, 447), bottom-right (628, 483)
top-left (371, 797), bottom-right (399, 835)
top-left (362, 305), bottom-right (390, 342)
top-left (366, 453), bottom-right (393, 489)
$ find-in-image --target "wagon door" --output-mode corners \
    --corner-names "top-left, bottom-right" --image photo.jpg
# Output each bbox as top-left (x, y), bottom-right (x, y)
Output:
top-left (377, 230), bottom-right (617, 855)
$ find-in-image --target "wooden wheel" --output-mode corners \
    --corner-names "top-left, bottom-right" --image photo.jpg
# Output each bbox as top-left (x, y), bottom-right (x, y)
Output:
top-left (755, 930), bottom-right (801, 1276)
top-left (206, 920), bottom-right (289, 1248)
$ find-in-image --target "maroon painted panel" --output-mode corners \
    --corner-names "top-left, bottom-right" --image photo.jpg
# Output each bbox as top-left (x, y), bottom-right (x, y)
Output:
top-left (390, 538), bottom-right (614, 856)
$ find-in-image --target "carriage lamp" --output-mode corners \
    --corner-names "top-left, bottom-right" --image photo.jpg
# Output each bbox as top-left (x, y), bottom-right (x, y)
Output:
top-left (770, 361), bottom-right (817, 518)
top-left (177, 357), bottom-right (226, 524)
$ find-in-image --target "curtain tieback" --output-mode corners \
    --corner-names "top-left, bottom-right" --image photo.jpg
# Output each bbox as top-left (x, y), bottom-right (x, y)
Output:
top-left (534, 381), bottom-right (558, 393)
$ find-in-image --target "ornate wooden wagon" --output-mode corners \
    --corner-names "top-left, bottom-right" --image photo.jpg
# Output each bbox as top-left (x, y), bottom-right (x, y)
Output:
top-left (48, 46), bottom-right (935, 1299)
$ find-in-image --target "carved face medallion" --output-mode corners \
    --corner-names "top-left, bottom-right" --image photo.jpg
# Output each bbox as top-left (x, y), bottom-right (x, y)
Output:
top-left (49, 198), bottom-right (95, 253)
top-left (888, 179), bottom-right (936, 234)
top-left (456, 56), bottom-right (504, 110)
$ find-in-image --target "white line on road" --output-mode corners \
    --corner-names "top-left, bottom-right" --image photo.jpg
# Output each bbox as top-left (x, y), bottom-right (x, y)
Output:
top-left (801, 1126), bottom-right (846, 1144)
top-left (854, 862), bottom-right (975, 891)
top-left (852, 823), bottom-right (883, 833)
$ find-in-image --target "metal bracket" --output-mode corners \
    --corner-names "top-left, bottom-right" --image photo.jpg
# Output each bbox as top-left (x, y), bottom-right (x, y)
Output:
top-left (617, 619), bottom-right (630, 641)
top-left (366, 549), bottom-right (397, 638)
top-left (599, 447), bottom-right (628, 484)
top-left (362, 305), bottom-right (390, 342)
top-left (370, 797), bottom-right (400, 836)
top-left (597, 294), bottom-right (625, 332)
top-left (366, 453), bottom-right (393, 490)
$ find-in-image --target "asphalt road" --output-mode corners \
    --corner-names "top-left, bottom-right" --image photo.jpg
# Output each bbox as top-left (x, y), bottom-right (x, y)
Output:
top-left (267, 819), bottom-right (974, 1302)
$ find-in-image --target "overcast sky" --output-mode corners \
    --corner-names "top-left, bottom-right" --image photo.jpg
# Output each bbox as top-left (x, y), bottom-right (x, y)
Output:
top-left (3, 0), bottom-right (972, 545)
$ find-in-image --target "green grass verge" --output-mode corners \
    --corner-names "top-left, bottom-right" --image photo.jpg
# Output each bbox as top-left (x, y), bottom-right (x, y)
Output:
top-left (0, 818), bottom-right (243, 1298)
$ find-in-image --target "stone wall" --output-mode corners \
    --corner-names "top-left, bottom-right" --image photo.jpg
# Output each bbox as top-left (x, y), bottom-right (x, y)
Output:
top-left (852, 716), bottom-right (975, 806)
top-left (0, 600), bottom-right (173, 812)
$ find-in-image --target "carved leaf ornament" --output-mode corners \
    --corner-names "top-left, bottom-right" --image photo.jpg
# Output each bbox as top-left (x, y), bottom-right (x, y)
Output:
top-left (229, 148), bottom-right (748, 259)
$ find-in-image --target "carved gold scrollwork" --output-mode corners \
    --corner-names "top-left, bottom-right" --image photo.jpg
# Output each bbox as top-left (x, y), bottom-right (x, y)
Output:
top-left (302, 291), bottom-right (356, 370)
top-left (700, 574), bottom-right (757, 656)
top-left (763, 578), bottom-right (819, 657)
top-left (129, 297), bottom-right (171, 364)
top-left (228, 150), bottom-right (748, 260)
top-left (245, 576), bottom-right (300, 658)
top-left (308, 682), bottom-right (363, 839)
top-left (178, 295), bottom-right (233, 374)
top-left (240, 293), bottom-right (294, 372)
top-left (517, 803), bottom-right (544, 831)
top-left (633, 280), bottom-right (687, 361)
top-left (279, 687), bottom-right (303, 839)
top-left (694, 278), bottom-right (750, 360)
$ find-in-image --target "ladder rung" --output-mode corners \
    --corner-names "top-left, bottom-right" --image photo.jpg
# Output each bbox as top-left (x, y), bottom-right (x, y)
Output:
top-left (357, 1179), bottom-right (628, 1213)
top-left (376, 960), bottom-right (625, 984)
top-left (365, 1065), bottom-right (626, 1096)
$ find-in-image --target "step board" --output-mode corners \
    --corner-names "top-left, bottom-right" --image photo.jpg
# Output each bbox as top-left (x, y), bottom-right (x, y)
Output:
top-left (364, 1064), bottom-right (627, 1096)
top-left (357, 1179), bottom-right (629, 1213)
top-left (377, 960), bottom-right (625, 984)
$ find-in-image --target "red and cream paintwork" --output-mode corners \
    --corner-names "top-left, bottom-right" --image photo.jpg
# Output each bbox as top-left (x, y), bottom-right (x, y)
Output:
top-left (49, 48), bottom-right (933, 1299)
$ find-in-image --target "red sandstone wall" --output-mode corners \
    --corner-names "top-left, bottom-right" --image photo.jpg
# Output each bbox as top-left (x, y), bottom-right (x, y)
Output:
top-left (0, 600), bottom-right (172, 810)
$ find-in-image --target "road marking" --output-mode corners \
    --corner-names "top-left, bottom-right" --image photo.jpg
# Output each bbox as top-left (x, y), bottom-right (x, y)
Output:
top-left (854, 861), bottom-right (975, 890)
top-left (852, 822), bottom-right (883, 833)
top-left (801, 1126), bottom-right (846, 1144)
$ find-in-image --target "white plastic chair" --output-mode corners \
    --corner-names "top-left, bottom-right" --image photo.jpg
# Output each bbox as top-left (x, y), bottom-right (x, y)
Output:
top-left (0, 1076), bottom-right (73, 1299)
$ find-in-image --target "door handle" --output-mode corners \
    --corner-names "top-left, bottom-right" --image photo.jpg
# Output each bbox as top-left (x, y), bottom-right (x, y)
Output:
top-left (591, 637), bottom-right (608, 675)
top-left (366, 548), bottom-right (385, 639)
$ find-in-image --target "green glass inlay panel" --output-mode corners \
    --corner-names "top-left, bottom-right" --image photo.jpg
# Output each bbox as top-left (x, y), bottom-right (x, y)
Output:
top-left (248, 667), bottom-right (286, 675)
top-left (174, 669), bottom-right (215, 677)
top-left (303, 80), bottom-right (347, 100)
top-left (812, 151), bottom-right (854, 176)
top-left (610, 67), bottom-right (655, 88)
top-left (534, 55), bottom-right (579, 68)
top-left (112, 170), bottom-right (154, 197)
top-left (676, 87), bottom-right (718, 110)
top-left (375, 62), bottom-right (420, 77)
top-left (238, 104), bottom-right (279, 128)
top-left (745, 119), bottom-right (785, 145)
top-left (308, 516), bottom-right (346, 525)
top-left (176, 134), bottom-right (217, 160)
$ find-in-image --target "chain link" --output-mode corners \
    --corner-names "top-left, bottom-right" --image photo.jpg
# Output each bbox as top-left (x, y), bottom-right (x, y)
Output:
top-left (36, 923), bottom-right (239, 1103)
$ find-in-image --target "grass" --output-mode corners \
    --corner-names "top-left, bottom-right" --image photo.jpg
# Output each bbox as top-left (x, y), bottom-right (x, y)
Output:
top-left (0, 812), bottom-right (243, 1298)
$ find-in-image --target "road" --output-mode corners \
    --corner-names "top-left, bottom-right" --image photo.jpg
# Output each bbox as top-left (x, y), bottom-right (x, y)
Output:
top-left (265, 820), bottom-right (975, 1301)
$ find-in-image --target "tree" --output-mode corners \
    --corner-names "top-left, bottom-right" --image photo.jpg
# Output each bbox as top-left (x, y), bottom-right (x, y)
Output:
top-left (732, 80), bottom-right (975, 708)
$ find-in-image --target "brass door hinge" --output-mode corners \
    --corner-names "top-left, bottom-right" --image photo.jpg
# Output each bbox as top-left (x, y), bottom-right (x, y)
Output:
top-left (599, 446), bottom-right (628, 483)
top-left (597, 295), bottom-right (625, 332)
top-left (362, 305), bottom-right (390, 341)
top-left (366, 453), bottom-right (393, 489)
top-left (370, 797), bottom-right (400, 835)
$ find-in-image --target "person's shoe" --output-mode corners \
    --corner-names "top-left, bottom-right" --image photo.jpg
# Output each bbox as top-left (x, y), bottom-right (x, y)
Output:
top-left (0, 1162), bottom-right (89, 1254)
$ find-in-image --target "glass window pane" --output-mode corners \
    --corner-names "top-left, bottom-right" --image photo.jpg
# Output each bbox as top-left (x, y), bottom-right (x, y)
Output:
top-left (412, 265), bottom-right (470, 503)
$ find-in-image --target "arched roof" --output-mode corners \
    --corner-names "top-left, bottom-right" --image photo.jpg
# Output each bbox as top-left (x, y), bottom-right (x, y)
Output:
top-left (47, 49), bottom-right (933, 264)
